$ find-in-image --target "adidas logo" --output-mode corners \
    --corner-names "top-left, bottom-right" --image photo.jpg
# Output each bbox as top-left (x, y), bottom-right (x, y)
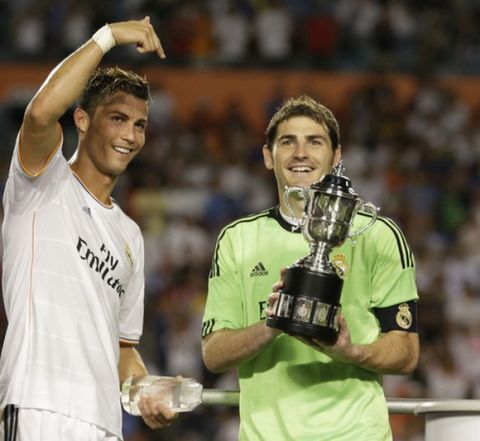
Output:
top-left (250, 262), bottom-right (269, 277)
top-left (82, 206), bottom-right (92, 217)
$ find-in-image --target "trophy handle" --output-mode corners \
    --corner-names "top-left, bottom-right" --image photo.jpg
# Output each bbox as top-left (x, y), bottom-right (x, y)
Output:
top-left (348, 201), bottom-right (379, 241)
top-left (284, 186), bottom-right (307, 224)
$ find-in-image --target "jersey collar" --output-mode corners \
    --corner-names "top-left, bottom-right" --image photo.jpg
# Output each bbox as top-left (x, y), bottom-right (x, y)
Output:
top-left (268, 205), bottom-right (302, 234)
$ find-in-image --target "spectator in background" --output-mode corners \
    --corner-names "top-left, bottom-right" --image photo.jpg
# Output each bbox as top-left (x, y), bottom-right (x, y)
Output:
top-left (253, 0), bottom-right (293, 64)
top-left (12, 5), bottom-right (46, 57)
top-left (62, 3), bottom-right (92, 53)
top-left (212, 1), bottom-right (250, 64)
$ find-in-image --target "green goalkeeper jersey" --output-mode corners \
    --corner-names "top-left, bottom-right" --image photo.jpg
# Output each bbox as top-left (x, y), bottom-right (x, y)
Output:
top-left (202, 206), bottom-right (418, 441)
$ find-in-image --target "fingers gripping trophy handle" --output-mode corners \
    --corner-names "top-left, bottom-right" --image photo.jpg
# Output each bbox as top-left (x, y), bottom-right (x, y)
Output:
top-left (284, 186), bottom-right (307, 224)
top-left (348, 201), bottom-right (379, 242)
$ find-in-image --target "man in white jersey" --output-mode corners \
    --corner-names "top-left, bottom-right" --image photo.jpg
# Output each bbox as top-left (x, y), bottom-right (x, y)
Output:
top-left (0, 17), bottom-right (176, 440)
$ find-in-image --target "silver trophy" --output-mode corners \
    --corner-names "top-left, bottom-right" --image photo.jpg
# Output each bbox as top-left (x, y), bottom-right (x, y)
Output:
top-left (266, 161), bottom-right (378, 344)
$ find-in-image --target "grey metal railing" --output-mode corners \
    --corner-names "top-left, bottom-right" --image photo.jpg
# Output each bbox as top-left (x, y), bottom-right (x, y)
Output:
top-left (202, 389), bottom-right (480, 413)
top-left (201, 390), bottom-right (480, 440)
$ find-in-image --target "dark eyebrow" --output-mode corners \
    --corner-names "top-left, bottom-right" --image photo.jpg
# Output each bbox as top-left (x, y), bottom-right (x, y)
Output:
top-left (109, 110), bottom-right (128, 118)
top-left (306, 134), bottom-right (329, 142)
top-left (277, 134), bottom-right (296, 141)
top-left (110, 110), bottom-right (147, 125)
top-left (278, 134), bottom-right (329, 141)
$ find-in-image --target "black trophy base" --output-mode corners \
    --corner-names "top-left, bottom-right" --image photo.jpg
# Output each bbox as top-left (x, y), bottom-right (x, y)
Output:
top-left (266, 265), bottom-right (343, 345)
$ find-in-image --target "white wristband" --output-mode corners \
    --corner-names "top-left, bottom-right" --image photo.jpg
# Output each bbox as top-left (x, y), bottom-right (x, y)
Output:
top-left (92, 24), bottom-right (116, 54)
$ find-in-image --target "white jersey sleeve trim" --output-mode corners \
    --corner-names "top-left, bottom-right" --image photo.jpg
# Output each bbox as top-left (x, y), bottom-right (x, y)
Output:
top-left (119, 338), bottom-right (140, 345)
top-left (17, 126), bottom-right (63, 178)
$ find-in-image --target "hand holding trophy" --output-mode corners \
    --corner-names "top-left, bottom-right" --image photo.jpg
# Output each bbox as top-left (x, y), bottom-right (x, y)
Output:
top-left (266, 161), bottom-right (378, 344)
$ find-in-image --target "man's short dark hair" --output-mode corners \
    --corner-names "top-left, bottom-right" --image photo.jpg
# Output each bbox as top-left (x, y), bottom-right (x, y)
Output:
top-left (78, 67), bottom-right (150, 116)
top-left (265, 95), bottom-right (340, 151)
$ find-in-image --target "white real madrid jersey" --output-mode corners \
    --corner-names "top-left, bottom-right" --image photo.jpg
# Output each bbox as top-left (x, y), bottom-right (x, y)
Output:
top-left (0, 136), bottom-right (145, 439)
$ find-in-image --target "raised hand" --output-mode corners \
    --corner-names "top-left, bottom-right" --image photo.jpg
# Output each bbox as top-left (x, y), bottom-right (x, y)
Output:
top-left (110, 16), bottom-right (165, 58)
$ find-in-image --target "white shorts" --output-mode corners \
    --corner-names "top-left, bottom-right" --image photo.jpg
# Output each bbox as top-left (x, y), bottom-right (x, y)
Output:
top-left (0, 406), bottom-right (121, 441)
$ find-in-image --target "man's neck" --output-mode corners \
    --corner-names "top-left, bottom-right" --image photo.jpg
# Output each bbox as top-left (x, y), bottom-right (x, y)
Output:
top-left (69, 162), bottom-right (116, 207)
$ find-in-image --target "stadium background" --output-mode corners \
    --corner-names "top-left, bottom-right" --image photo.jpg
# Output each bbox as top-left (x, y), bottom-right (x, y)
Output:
top-left (1, 1), bottom-right (480, 440)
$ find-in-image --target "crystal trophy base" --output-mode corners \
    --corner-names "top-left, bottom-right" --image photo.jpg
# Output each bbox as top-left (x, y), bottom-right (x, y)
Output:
top-left (121, 375), bottom-right (203, 415)
top-left (266, 266), bottom-right (342, 345)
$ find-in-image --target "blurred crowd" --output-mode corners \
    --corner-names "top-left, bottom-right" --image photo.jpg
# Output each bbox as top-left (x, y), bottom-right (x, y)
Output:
top-left (1, 1), bottom-right (480, 441)
top-left (2, 0), bottom-right (480, 72)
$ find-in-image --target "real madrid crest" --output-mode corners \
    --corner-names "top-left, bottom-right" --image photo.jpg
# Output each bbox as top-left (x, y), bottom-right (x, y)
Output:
top-left (332, 253), bottom-right (348, 279)
top-left (396, 303), bottom-right (412, 330)
top-left (124, 243), bottom-right (134, 269)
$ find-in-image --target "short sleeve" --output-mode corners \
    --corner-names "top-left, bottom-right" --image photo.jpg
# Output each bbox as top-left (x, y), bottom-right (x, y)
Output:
top-left (4, 131), bottom-right (67, 214)
top-left (202, 228), bottom-right (244, 337)
top-left (119, 227), bottom-right (145, 344)
top-left (369, 218), bottom-right (418, 308)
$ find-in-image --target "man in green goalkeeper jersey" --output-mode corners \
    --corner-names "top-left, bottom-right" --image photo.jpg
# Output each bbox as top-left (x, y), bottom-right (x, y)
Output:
top-left (201, 95), bottom-right (419, 441)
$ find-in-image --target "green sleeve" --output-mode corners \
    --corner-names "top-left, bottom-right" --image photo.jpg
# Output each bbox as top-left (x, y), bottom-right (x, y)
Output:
top-left (370, 218), bottom-right (418, 308)
top-left (202, 228), bottom-right (244, 337)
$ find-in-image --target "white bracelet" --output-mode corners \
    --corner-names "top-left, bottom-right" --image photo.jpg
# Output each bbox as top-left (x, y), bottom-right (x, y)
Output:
top-left (91, 24), bottom-right (116, 54)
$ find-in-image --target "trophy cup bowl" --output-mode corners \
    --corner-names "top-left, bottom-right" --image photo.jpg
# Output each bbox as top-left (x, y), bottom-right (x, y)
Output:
top-left (266, 165), bottom-right (378, 344)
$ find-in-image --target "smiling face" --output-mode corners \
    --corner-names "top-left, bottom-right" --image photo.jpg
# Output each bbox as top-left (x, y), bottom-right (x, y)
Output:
top-left (263, 116), bottom-right (342, 214)
top-left (74, 92), bottom-right (148, 179)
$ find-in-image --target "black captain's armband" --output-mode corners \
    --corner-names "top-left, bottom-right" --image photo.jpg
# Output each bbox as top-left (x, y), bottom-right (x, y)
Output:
top-left (373, 300), bottom-right (417, 333)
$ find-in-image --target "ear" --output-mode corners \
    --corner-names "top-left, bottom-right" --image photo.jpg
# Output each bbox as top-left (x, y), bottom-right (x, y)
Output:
top-left (262, 145), bottom-right (274, 170)
top-left (73, 108), bottom-right (90, 136)
top-left (333, 146), bottom-right (342, 167)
